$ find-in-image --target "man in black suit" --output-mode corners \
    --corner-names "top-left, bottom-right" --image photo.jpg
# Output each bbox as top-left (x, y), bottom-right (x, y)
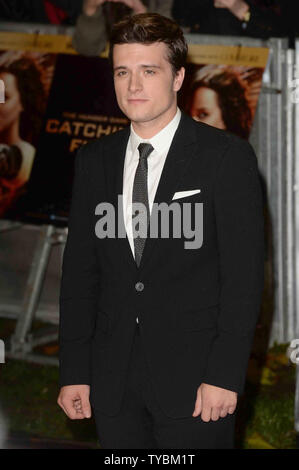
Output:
top-left (57, 13), bottom-right (264, 448)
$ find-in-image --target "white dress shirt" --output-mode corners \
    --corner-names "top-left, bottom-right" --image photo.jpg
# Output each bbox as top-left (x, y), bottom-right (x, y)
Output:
top-left (122, 106), bottom-right (182, 323)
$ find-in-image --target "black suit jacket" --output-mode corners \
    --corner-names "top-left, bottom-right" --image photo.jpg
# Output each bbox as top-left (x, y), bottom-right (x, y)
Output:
top-left (58, 111), bottom-right (264, 418)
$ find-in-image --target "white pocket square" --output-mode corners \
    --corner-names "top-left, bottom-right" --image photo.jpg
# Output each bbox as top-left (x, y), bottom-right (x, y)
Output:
top-left (172, 189), bottom-right (201, 200)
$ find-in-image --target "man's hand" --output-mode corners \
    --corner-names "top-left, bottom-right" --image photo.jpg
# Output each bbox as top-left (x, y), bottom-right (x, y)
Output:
top-left (83, 0), bottom-right (107, 16)
top-left (57, 385), bottom-right (92, 420)
top-left (84, 0), bottom-right (147, 17)
top-left (214, 0), bottom-right (249, 21)
top-left (108, 0), bottom-right (147, 14)
top-left (192, 383), bottom-right (237, 422)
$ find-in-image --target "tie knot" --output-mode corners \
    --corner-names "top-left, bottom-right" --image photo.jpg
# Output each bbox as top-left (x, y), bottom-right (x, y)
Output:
top-left (138, 142), bottom-right (154, 160)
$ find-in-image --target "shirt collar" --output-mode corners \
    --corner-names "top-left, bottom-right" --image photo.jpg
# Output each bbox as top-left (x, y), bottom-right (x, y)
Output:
top-left (129, 107), bottom-right (181, 159)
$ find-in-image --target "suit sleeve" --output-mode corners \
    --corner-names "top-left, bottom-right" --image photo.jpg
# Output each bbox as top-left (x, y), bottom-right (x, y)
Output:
top-left (58, 145), bottom-right (101, 387)
top-left (202, 136), bottom-right (265, 395)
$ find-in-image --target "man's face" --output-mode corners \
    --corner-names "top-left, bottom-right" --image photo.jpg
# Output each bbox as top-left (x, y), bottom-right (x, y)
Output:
top-left (112, 42), bottom-right (185, 128)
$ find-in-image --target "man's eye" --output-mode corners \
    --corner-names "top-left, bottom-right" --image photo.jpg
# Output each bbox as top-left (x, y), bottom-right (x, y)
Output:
top-left (145, 70), bottom-right (155, 75)
top-left (116, 71), bottom-right (126, 77)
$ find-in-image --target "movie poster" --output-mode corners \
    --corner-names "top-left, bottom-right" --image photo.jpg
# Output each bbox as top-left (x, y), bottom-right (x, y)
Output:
top-left (19, 53), bottom-right (128, 226)
top-left (179, 44), bottom-right (269, 139)
top-left (0, 31), bottom-right (128, 224)
top-left (0, 33), bottom-right (268, 225)
top-left (0, 50), bottom-right (56, 218)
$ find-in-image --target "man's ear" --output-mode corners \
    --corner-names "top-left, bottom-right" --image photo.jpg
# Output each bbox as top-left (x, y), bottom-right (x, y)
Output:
top-left (173, 67), bottom-right (185, 92)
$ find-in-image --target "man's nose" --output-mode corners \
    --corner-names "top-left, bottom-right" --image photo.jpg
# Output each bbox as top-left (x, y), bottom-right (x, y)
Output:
top-left (128, 73), bottom-right (142, 92)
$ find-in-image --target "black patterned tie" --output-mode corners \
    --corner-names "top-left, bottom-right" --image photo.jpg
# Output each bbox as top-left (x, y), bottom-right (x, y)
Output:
top-left (132, 142), bottom-right (154, 267)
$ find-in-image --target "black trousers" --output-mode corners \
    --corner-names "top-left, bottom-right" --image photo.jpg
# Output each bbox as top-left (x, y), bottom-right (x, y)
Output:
top-left (92, 323), bottom-right (236, 449)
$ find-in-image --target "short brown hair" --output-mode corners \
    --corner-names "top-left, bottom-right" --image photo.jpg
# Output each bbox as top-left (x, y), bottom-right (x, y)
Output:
top-left (108, 13), bottom-right (188, 77)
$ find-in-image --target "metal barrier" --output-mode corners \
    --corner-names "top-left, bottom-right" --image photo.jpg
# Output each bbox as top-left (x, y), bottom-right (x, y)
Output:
top-left (0, 222), bottom-right (66, 366)
top-left (187, 34), bottom-right (295, 347)
top-left (293, 38), bottom-right (299, 433)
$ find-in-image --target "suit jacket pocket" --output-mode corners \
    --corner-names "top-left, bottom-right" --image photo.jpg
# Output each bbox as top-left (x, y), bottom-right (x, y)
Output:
top-left (93, 311), bottom-right (112, 348)
top-left (96, 310), bottom-right (110, 333)
top-left (174, 305), bottom-right (218, 331)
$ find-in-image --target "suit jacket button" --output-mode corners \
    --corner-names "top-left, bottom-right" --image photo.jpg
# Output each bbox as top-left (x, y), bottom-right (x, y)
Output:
top-left (135, 282), bottom-right (144, 292)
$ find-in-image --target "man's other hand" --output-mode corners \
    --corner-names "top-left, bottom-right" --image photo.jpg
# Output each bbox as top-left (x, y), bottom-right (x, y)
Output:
top-left (57, 385), bottom-right (92, 420)
top-left (192, 383), bottom-right (237, 422)
top-left (83, 0), bottom-right (147, 17)
top-left (83, 0), bottom-right (107, 16)
top-left (108, 0), bottom-right (147, 14)
top-left (214, 0), bottom-right (249, 21)
top-left (214, 0), bottom-right (250, 20)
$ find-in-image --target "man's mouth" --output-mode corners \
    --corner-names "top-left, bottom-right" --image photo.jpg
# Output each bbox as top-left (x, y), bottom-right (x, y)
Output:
top-left (128, 99), bottom-right (148, 102)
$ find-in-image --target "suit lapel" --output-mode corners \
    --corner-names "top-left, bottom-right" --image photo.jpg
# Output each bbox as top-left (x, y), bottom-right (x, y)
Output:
top-left (103, 111), bottom-right (200, 275)
top-left (138, 111), bottom-right (199, 272)
top-left (103, 125), bottom-right (139, 275)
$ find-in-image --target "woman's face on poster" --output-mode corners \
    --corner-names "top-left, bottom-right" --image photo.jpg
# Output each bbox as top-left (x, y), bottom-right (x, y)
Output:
top-left (0, 72), bottom-right (23, 133)
top-left (189, 86), bottom-right (226, 130)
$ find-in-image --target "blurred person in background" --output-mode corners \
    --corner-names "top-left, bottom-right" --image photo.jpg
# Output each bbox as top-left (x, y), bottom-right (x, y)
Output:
top-left (172, 0), bottom-right (289, 39)
top-left (72, 0), bottom-right (173, 56)
top-left (0, 0), bottom-right (82, 25)
top-left (184, 67), bottom-right (252, 139)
